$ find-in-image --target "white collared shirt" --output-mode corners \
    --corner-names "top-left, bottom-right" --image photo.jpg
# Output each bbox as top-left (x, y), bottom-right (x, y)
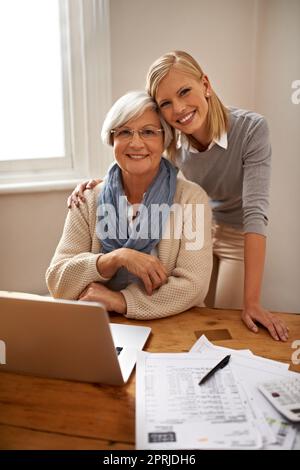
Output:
top-left (178, 131), bottom-right (228, 153)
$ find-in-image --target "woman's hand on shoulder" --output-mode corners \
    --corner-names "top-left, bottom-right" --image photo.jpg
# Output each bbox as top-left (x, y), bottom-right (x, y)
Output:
top-left (117, 248), bottom-right (168, 295)
top-left (67, 179), bottom-right (102, 208)
top-left (241, 303), bottom-right (289, 341)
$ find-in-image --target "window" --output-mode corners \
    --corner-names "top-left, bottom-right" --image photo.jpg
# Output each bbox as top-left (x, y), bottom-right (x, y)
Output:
top-left (0, 0), bottom-right (112, 187)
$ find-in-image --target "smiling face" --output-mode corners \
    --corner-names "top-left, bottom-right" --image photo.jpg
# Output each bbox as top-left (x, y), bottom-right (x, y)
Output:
top-left (113, 108), bottom-right (164, 185)
top-left (155, 67), bottom-right (211, 142)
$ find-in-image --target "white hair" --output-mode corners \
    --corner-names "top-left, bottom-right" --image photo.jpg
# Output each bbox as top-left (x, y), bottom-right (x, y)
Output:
top-left (101, 90), bottom-right (173, 149)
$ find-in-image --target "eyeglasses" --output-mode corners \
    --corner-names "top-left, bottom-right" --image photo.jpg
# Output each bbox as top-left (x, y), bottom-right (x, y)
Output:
top-left (111, 127), bottom-right (164, 141)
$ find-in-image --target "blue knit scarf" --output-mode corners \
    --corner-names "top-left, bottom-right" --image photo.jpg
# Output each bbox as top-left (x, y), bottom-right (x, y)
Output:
top-left (96, 158), bottom-right (177, 291)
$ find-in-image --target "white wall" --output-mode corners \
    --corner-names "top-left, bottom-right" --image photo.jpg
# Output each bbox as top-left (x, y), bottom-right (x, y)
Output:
top-left (110, 0), bottom-right (257, 109)
top-left (0, 0), bottom-right (299, 312)
top-left (254, 0), bottom-right (300, 312)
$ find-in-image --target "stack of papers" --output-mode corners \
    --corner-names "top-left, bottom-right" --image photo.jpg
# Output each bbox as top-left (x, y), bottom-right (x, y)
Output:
top-left (136, 335), bottom-right (300, 450)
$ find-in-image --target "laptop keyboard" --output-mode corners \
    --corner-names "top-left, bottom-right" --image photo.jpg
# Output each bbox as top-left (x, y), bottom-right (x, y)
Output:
top-left (116, 346), bottom-right (123, 356)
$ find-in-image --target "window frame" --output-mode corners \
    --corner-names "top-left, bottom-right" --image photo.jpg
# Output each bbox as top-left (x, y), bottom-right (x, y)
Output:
top-left (0, 0), bottom-right (112, 187)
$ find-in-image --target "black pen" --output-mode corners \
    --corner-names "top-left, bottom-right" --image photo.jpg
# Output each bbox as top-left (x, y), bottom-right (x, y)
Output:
top-left (198, 355), bottom-right (231, 385)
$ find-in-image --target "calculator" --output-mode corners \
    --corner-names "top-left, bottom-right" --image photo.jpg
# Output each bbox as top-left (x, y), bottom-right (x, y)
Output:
top-left (258, 377), bottom-right (300, 422)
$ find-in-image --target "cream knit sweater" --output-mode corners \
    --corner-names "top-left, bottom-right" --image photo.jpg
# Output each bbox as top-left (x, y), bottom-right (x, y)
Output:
top-left (46, 177), bottom-right (212, 320)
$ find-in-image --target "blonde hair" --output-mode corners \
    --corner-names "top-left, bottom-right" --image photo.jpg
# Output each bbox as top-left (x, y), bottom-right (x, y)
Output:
top-left (146, 50), bottom-right (228, 160)
top-left (101, 90), bottom-right (173, 149)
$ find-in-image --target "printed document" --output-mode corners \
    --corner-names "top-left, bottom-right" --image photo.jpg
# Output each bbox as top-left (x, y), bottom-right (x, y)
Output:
top-left (136, 352), bottom-right (262, 450)
top-left (190, 335), bottom-right (297, 449)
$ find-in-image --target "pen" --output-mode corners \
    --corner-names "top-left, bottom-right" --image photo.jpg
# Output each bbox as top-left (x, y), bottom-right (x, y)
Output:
top-left (198, 354), bottom-right (231, 385)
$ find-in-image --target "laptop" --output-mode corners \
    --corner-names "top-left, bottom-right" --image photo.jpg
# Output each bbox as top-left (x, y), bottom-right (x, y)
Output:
top-left (0, 291), bottom-right (151, 385)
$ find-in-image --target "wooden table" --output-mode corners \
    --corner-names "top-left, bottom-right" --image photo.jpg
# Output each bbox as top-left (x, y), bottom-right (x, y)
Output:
top-left (0, 307), bottom-right (299, 450)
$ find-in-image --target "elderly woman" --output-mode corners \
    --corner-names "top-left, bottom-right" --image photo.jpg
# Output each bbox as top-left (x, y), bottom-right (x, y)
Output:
top-left (46, 91), bottom-right (212, 319)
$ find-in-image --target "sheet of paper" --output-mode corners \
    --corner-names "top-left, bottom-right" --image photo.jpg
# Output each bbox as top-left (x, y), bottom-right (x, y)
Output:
top-left (292, 425), bottom-right (300, 450)
top-left (188, 341), bottom-right (276, 446)
top-left (264, 416), bottom-right (297, 450)
top-left (136, 352), bottom-right (262, 450)
top-left (190, 335), bottom-right (289, 369)
top-left (190, 336), bottom-right (297, 449)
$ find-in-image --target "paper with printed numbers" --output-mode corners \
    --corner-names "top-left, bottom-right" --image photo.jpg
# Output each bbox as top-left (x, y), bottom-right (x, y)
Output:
top-left (136, 351), bottom-right (262, 450)
top-left (190, 335), bottom-right (298, 449)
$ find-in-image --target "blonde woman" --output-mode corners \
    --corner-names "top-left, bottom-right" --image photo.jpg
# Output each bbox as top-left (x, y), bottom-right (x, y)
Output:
top-left (67, 51), bottom-right (288, 341)
top-left (47, 91), bottom-right (212, 319)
